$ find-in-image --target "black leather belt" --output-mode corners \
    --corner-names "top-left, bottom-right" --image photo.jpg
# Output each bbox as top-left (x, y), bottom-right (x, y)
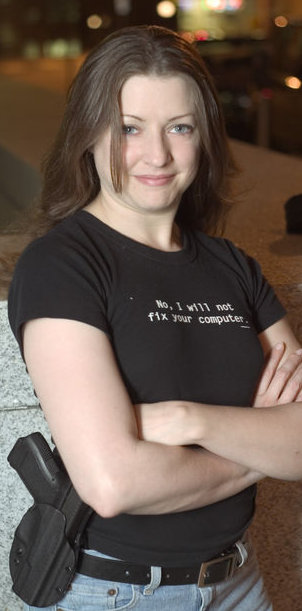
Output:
top-left (77, 539), bottom-right (249, 588)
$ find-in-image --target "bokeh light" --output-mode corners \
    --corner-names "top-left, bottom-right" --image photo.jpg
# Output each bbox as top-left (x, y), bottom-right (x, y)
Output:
top-left (285, 76), bottom-right (302, 90)
top-left (205, 0), bottom-right (243, 10)
top-left (206, 0), bottom-right (223, 9)
top-left (156, 1), bottom-right (177, 18)
top-left (178, 0), bottom-right (194, 9)
top-left (43, 39), bottom-right (69, 58)
top-left (274, 15), bottom-right (288, 28)
top-left (195, 29), bottom-right (209, 41)
top-left (86, 14), bottom-right (102, 29)
top-left (114, 0), bottom-right (132, 16)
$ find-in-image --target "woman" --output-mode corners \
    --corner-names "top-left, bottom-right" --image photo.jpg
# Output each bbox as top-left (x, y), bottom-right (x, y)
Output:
top-left (8, 25), bottom-right (302, 610)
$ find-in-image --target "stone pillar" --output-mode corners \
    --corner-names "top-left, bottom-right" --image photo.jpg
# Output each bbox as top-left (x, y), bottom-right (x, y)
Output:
top-left (0, 301), bottom-right (51, 611)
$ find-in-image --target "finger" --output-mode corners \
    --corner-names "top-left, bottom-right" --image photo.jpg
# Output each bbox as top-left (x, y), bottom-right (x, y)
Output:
top-left (256, 342), bottom-right (285, 395)
top-left (278, 378), bottom-right (301, 404)
top-left (271, 351), bottom-right (302, 403)
top-left (278, 358), bottom-right (302, 404)
top-left (254, 348), bottom-right (302, 407)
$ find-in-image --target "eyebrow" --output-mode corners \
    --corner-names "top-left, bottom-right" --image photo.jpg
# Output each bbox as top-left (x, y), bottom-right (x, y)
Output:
top-left (121, 113), bottom-right (195, 122)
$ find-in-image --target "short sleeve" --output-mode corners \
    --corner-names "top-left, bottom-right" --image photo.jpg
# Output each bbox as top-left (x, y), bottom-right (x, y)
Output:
top-left (223, 239), bottom-right (286, 333)
top-left (8, 235), bottom-right (111, 353)
top-left (247, 256), bottom-right (286, 332)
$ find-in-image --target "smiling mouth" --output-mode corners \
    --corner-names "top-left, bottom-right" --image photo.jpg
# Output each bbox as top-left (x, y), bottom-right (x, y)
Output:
top-left (134, 174), bottom-right (175, 186)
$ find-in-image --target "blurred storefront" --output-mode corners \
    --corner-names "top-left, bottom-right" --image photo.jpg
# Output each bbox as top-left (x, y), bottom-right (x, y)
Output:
top-left (0, 0), bottom-right (301, 155)
top-left (178, 0), bottom-right (264, 40)
top-left (177, 0), bottom-right (302, 155)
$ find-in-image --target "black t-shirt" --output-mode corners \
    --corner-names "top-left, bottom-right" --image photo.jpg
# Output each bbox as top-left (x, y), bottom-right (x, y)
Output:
top-left (8, 210), bottom-right (286, 566)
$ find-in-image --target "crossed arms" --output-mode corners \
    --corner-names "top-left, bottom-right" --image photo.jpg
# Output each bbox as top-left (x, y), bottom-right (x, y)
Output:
top-left (136, 339), bottom-right (302, 480)
top-left (23, 315), bottom-right (302, 518)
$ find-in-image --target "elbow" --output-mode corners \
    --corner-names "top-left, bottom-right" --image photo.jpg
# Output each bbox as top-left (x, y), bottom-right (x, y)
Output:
top-left (79, 471), bottom-right (133, 519)
top-left (94, 480), bottom-right (127, 518)
top-left (67, 442), bottom-right (140, 518)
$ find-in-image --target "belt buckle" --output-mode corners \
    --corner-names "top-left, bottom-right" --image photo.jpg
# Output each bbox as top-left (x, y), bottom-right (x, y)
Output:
top-left (197, 551), bottom-right (237, 587)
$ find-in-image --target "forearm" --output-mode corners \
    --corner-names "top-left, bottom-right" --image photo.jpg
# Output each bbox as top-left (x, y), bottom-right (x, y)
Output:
top-left (184, 401), bottom-right (302, 481)
top-left (98, 440), bottom-right (262, 516)
top-left (45, 394), bottom-right (262, 517)
top-left (137, 341), bottom-right (302, 483)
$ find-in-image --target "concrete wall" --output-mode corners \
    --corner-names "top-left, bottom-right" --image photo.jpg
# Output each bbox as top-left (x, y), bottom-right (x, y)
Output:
top-left (0, 301), bottom-right (51, 611)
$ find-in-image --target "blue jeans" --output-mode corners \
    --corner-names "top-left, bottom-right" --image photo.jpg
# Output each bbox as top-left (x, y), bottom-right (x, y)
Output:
top-left (23, 545), bottom-right (273, 611)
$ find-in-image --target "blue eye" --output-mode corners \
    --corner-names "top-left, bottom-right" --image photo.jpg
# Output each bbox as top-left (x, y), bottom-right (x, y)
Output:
top-left (122, 125), bottom-right (138, 135)
top-left (170, 124), bottom-right (193, 134)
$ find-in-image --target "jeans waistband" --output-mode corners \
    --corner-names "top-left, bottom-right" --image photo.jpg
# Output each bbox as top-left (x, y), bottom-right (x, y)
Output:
top-left (77, 535), bottom-right (250, 588)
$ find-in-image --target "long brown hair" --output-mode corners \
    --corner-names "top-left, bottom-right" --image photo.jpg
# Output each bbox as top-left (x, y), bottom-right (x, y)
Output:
top-left (36, 25), bottom-right (236, 236)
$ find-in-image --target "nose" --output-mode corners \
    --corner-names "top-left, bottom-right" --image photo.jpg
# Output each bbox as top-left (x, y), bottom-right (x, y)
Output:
top-left (143, 130), bottom-right (171, 167)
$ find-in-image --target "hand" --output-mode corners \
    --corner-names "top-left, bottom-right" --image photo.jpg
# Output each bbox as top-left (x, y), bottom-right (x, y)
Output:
top-left (136, 344), bottom-right (302, 447)
top-left (253, 343), bottom-right (302, 408)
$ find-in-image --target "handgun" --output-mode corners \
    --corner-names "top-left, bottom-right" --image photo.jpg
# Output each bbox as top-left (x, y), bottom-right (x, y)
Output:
top-left (8, 432), bottom-right (93, 607)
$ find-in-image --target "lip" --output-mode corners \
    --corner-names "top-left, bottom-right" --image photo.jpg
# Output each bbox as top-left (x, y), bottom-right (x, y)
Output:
top-left (134, 174), bottom-right (175, 186)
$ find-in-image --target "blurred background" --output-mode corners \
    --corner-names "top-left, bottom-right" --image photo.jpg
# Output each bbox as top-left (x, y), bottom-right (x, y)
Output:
top-left (1, 7), bottom-right (302, 611)
top-left (0, 0), bottom-right (302, 155)
top-left (0, 0), bottom-right (302, 231)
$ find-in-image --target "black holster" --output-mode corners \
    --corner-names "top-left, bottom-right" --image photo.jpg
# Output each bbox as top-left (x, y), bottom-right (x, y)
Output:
top-left (8, 433), bottom-right (93, 607)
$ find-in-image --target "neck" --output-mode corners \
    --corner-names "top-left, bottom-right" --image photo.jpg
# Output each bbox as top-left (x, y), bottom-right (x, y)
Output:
top-left (85, 198), bottom-right (183, 252)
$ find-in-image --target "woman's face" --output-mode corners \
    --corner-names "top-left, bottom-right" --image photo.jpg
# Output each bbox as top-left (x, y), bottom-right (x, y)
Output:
top-left (93, 74), bottom-right (201, 218)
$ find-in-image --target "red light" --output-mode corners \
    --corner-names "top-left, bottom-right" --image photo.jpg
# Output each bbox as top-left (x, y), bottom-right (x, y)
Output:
top-left (228, 0), bottom-right (243, 9)
top-left (195, 29), bottom-right (209, 41)
top-left (261, 88), bottom-right (273, 100)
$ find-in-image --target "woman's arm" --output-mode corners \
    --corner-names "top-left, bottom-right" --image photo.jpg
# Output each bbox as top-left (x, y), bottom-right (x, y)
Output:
top-left (23, 317), bottom-right (261, 518)
top-left (137, 318), bottom-right (302, 481)
top-left (254, 318), bottom-right (302, 406)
